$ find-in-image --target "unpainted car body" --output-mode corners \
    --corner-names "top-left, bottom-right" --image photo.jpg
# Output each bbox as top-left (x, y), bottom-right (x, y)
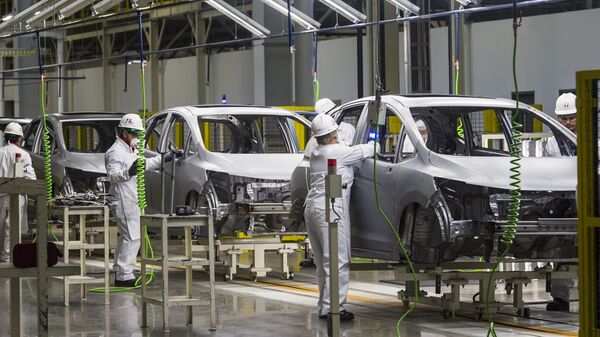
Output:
top-left (143, 105), bottom-right (311, 235)
top-left (22, 112), bottom-right (123, 195)
top-left (291, 95), bottom-right (577, 264)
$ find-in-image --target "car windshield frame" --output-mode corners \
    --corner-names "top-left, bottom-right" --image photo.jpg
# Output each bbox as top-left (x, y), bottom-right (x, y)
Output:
top-left (197, 114), bottom-right (309, 154)
top-left (60, 118), bottom-right (120, 154)
top-left (408, 106), bottom-right (575, 158)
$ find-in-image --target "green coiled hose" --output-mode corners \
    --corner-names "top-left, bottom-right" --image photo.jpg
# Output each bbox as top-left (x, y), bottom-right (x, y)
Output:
top-left (136, 11), bottom-right (148, 215)
top-left (486, 3), bottom-right (521, 335)
top-left (35, 31), bottom-right (53, 202)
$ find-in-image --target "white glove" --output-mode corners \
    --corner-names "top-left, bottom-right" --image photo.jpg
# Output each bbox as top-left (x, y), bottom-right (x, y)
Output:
top-left (367, 141), bottom-right (381, 155)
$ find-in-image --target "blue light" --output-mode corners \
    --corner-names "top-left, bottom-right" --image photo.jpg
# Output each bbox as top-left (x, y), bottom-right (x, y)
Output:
top-left (221, 94), bottom-right (227, 104)
top-left (368, 131), bottom-right (379, 141)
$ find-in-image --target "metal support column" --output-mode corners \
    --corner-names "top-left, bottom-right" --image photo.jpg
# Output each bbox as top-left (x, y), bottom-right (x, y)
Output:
top-left (195, 9), bottom-right (208, 104)
top-left (102, 24), bottom-right (112, 111)
top-left (576, 69), bottom-right (600, 336)
top-left (383, 2), bottom-right (400, 94)
top-left (150, 16), bottom-right (160, 112)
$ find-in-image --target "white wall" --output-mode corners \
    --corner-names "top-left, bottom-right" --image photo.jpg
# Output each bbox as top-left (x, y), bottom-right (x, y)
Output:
top-left (432, 8), bottom-right (600, 115)
top-left (161, 56), bottom-right (199, 108)
top-left (207, 49), bottom-right (254, 105)
top-left (68, 67), bottom-right (104, 111)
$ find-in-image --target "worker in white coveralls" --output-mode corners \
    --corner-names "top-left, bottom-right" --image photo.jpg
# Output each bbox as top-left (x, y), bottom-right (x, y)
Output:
top-left (0, 122), bottom-right (36, 262)
top-left (547, 92), bottom-right (577, 157)
top-left (304, 113), bottom-right (379, 321)
top-left (105, 114), bottom-right (162, 287)
top-left (546, 93), bottom-right (577, 311)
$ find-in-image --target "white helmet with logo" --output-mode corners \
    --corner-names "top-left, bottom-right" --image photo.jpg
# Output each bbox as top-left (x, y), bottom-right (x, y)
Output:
top-left (555, 93), bottom-right (577, 116)
top-left (119, 113), bottom-right (144, 133)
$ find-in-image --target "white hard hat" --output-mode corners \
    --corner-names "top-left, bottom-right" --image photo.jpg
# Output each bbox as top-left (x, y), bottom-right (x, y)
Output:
top-left (119, 113), bottom-right (144, 133)
top-left (555, 93), bottom-right (577, 116)
top-left (311, 113), bottom-right (338, 138)
top-left (315, 98), bottom-right (336, 115)
top-left (4, 122), bottom-right (23, 137)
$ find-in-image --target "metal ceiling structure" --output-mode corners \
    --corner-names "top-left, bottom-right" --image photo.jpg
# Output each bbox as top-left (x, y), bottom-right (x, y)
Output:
top-left (0, 0), bottom-right (598, 71)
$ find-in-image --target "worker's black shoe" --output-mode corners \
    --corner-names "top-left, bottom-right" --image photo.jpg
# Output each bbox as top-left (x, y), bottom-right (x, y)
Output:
top-left (114, 279), bottom-right (137, 288)
top-left (319, 310), bottom-right (355, 321)
top-left (546, 298), bottom-right (569, 312)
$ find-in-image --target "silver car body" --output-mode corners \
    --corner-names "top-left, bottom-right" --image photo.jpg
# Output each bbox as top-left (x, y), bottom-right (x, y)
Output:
top-left (291, 95), bottom-right (577, 264)
top-left (22, 112), bottom-right (123, 195)
top-left (143, 105), bottom-right (311, 235)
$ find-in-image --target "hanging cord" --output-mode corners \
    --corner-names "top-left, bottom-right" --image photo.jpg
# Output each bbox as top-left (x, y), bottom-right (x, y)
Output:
top-left (286, 0), bottom-right (295, 54)
top-left (372, 4), bottom-right (418, 326)
top-left (136, 10), bottom-right (148, 215)
top-left (91, 11), bottom-right (155, 293)
top-left (35, 31), bottom-right (53, 203)
top-left (454, 9), bottom-right (465, 139)
top-left (371, 116), bottom-right (418, 337)
top-left (486, 2), bottom-right (522, 335)
top-left (312, 32), bottom-right (319, 103)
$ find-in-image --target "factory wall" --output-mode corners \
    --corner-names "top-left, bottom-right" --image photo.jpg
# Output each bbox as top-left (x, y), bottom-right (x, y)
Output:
top-left (7, 7), bottom-right (598, 117)
top-left (431, 7), bottom-right (600, 116)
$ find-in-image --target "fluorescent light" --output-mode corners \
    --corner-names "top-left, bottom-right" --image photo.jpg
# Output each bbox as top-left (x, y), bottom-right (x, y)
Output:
top-left (131, 0), bottom-right (153, 8)
top-left (59, 0), bottom-right (94, 20)
top-left (92, 0), bottom-right (123, 16)
top-left (384, 0), bottom-right (420, 15)
top-left (206, 0), bottom-right (270, 38)
top-left (0, 0), bottom-right (52, 33)
top-left (454, 0), bottom-right (479, 6)
top-left (26, 0), bottom-right (71, 28)
top-left (318, 0), bottom-right (366, 23)
top-left (1, 13), bottom-right (13, 22)
top-left (259, 0), bottom-right (321, 30)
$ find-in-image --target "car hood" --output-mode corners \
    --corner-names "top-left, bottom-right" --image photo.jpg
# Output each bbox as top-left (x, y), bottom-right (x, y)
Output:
top-left (64, 152), bottom-right (107, 174)
top-left (207, 153), bottom-right (304, 180)
top-left (429, 154), bottom-right (577, 191)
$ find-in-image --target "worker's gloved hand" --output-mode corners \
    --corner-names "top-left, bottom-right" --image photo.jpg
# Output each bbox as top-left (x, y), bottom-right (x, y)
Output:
top-left (128, 159), bottom-right (139, 177)
top-left (367, 141), bottom-right (381, 154)
top-left (164, 152), bottom-right (174, 162)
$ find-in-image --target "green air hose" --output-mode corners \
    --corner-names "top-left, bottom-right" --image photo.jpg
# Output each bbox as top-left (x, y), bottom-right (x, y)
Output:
top-left (90, 12), bottom-right (154, 293)
top-left (486, 4), bottom-right (521, 336)
top-left (372, 139), bottom-right (418, 337)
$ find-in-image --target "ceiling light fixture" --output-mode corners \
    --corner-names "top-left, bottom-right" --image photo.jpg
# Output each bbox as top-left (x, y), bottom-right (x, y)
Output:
top-left (259, 0), bottom-right (320, 30)
top-left (26, 0), bottom-right (71, 28)
top-left (59, 0), bottom-right (94, 20)
top-left (131, 0), bottom-right (153, 8)
top-left (206, 0), bottom-right (271, 38)
top-left (0, 0), bottom-right (52, 32)
top-left (384, 0), bottom-right (420, 15)
top-left (91, 0), bottom-right (123, 16)
top-left (318, 0), bottom-right (366, 23)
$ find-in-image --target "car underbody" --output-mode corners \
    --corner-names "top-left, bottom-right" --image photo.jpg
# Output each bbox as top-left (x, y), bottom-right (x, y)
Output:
top-left (407, 178), bottom-right (578, 264)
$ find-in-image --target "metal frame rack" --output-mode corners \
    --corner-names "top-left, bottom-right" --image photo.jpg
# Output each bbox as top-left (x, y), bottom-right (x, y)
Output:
top-left (140, 214), bottom-right (217, 333)
top-left (0, 178), bottom-right (80, 337)
top-left (193, 232), bottom-right (308, 281)
top-left (51, 205), bottom-right (110, 306)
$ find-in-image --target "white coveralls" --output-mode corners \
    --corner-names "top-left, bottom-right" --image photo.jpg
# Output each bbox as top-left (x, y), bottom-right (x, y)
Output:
top-left (0, 143), bottom-right (36, 262)
top-left (304, 142), bottom-right (374, 316)
top-left (105, 137), bottom-right (160, 281)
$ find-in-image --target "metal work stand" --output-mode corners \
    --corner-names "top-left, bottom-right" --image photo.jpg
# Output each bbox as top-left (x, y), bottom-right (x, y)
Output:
top-left (194, 233), bottom-right (307, 281)
top-left (140, 214), bottom-right (217, 333)
top-left (52, 205), bottom-right (110, 306)
top-left (393, 260), bottom-right (578, 320)
top-left (0, 178), bottom-right (80, 337)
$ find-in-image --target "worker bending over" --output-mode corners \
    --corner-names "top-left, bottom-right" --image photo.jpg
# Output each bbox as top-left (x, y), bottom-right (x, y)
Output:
top-left (304, 114), bottom-right (379, 321)
top-left (105, 114), bottom-right (162, 287)
top-left (0, 123), bottom-right (36, 262)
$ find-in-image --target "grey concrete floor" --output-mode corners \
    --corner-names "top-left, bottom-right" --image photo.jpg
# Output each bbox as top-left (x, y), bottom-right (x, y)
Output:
top-left (0, 253), bottom-right (579, 337)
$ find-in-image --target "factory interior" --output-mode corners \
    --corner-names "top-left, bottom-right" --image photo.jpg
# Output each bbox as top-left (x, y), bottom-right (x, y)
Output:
top-left (0, 0), bottom-right (599, 336)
